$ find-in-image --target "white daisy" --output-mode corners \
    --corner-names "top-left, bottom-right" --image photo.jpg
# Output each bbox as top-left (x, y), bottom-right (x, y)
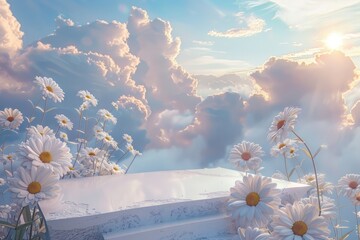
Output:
top-left (270, 138), bottom-right (298, 158)
top-left (64, 166), bottom-right (82, 179)
top-left (300, 196), bottom-right (336, 222)
top-left (97, 109), bottom-right (117, 124)
top-left (27, 125), bottom-right (55, 138)
top-left (0, 178), bottom-right (6, 186)
top-left (102, 132), bottom-right (118, 149)
top-left (338, 174), bottom-right (360, 197)
top-left (59, 131), bottom-right (68, 141)
top-left (108, 162), bottom-right (125, 175)
top-left (0, 108), bottom-right (24, 130)
top-left (228, 174), bottom-right (281, 228)
top-left (19, 135), bottom-right (73, 177)
top-left (8, 166), bottom-right (60, 206)
top-left (299, 173), bottom-right (325, 187)
top-left (267, 107), bottom-right (301, 143)
top-left (94, 125), bottom-right (105, 139)
top-left (1, 152), bottom-right (16, 165)
top-left (123, 133), bottom-right (133, 143)
top-left (270, 202), bottom-right (330, 240)
top-left (238, 227), bottom-right (270, 240)
top-left (34, 76), bottom-right (64, 103)
top-left (229, 141), bottom-right (264, 171)
top-left (77, 90), bottom-right (98, 107)
top-left (126, 143), bottom-right (136, 155)
top-left (55, 114), bottom-right (73, 130)
top-left (78, 147), bottom-right (106, 168)
top-left (79, 101), bottom-right (90, 111)
top-left (111, 101), bottom-right (119, 111)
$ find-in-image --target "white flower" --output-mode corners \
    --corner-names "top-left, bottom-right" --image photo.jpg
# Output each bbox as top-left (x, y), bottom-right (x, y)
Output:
top-left (0, 108), bottom-right (23, 130)
top-left (55, 114), bottom-right (73, 130)
top-left (34, 76), bottom-right (64, 103)
top-left (97, 109), bottom-right (117, 124)
top-left (65, 166), bottom-right (82, 178)
top-left (77, 90), bottom-right (98, 106)
top-left (0, 178), bottom-right (6, 186)
top-left (270, 138), bottom-right (298, 158)
top-left (8, 166), bottom-right (60, 206)
top-left (111, 101), bottom-right (119, 111)
top-left (79, 101), bottom-right (90, 111)
top-left (229, 141), bottom-right (264, 171)
top-left (270, 202), bottom-right (330, 239)
top-left (0, 204), bottom-right (12, 220)
top-left (93, 126), bottom-right (105, 139)
top-left (1, 153), bottom-right (16, 165)
top-left (299, 173), bottom-right (325, 187)
top-left (19, 135), bottom-right (73, 177)
top-left (228, 174), bottom-right (281, 228)
top-left (338, 174), bottom-right (360, 197)
top-left (238, 227), bottom-right (270, 240)
top-left (267, 107), bottom-right (301, 143)
top-left (106, 162), bottom-right (125, 175)
top-left (79, 147), bottom-right (106, 168)
top-left (102, 132), bottom-right (118, 149)
top-left (27, 125), bottom-right (55, 138)
top-left (123, 133), bottom-right (133, 143)
top-left (300, 196), bottom-right (336, 222)
top-left (59, 131), bottom-right (68, 141)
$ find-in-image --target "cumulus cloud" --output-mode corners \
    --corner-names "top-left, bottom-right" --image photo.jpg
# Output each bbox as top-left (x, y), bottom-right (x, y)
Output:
top-left (0, 0), bottom-right (23, 55)
top-left (208, 13), bottom-right (265, 38)
top-left (196, 74), bottom-right (259, 99)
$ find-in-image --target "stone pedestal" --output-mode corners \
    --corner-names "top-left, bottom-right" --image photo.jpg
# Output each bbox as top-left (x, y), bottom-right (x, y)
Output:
top-left (39, 167), bottom-right (311, 240)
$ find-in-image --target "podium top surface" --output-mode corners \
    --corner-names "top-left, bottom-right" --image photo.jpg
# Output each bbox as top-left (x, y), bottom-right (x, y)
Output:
top-left (39, 167), bottom-right (310, 221)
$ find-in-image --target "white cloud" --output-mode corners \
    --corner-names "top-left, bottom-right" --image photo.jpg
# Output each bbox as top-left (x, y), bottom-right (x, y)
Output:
top-left (246, 0), bottom-right (360, 30)
top-left (192, 40), bottom-right (214, 46)
top-left (208, 13), bottom-right (266, 38)
top-left (0, 0), bottom-right (23, 56)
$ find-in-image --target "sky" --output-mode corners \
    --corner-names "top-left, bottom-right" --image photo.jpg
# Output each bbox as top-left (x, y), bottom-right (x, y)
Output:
top-left (1, 0), bottom-right (360, 185)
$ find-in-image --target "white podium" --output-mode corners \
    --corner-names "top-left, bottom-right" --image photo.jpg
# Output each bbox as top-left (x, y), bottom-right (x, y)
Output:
top-left (39, 168), bottom-right (311, 240)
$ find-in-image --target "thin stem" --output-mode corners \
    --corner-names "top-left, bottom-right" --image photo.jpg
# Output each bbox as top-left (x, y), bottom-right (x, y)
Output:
top-left (292, 130), bottom-right (322, 216)
top-left (28, 205), bottom-right (37, 239)
top-left (73, 141), bottom-right (83, 168)
top-left (115, 150), bottom-right (129, 164)
top-left (356, 205), bottom-right (360, 240)
top-left (282, 153), bottom-right (290, 181)
top-left (125, 154), bottom-right (138, 174)
top-left (40, 97), bottom-right (48, 124)
top-left (55, 125), bottom-right (60, 136)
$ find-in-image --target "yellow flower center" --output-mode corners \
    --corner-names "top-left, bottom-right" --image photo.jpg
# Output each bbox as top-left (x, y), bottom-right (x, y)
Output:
top-left (113, 166), bottom-right (119, 171)
top-left (245, 192), bottom-right (260, 206)
top-left (7, 155), bottom-right (12, 160)
top-left (69, 167), bottom-right (75, 171)
top-left (6, 116), bottom-right (14, 122)
top-left (85, 95), bottom-right (92, 99)
top-left (241, 152), bottom-right (251, 161)
top-left (292, 221), bottom-right (308, 236)
top-left (105, 136), bottom-right (111, 141)
top-left (39, 151), bottom-right (52, 163)
top-left (105, 113), bottom-right (111, 118)
top-left (62, 120), bottom-right (67, 124)
top-left (290, 148), bottom-right (295, 154)
top-left (27, 181), bottom-right (42, 194)
top-left (88, 152), bottom-right (96, 156)
top-left (46, 86), bottom-right (53, 93)
top-left (277, 119), bottom-right (285, 130)
top-left (307, 176), bottom-right (315, 182)
top-left (349, 181), bottom-right (358, 189)
top-left (278, 143), bottom-right (286, 149)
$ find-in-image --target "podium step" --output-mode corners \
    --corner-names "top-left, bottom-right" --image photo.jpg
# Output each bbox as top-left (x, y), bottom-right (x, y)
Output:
top-left (103, 214), bottom-right (236, 240)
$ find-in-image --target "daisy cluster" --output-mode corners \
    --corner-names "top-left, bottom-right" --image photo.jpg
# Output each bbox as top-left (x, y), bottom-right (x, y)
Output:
top-left (229, 107), bottom-right (360, 240)
top-left (0, 76), bottom-right (141, 238)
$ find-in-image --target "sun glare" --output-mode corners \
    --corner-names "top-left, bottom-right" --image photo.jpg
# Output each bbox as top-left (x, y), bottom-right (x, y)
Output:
top-left (325, 32), bottom-right (343, 50)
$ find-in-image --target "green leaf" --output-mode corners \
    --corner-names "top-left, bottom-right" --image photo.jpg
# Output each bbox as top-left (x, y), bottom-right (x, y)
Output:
top-left (313, 146), bottom-right (322, 159)
top-left (45, 107), bottom-right (57, 113)
top-left (35, 106), bottom-right (44, 113)
top-left (301, 148), bottom-right (312, 159)
top-left (27, 99), bottom-right (35, 108)
top-left (339, 229), bottom-right (354, 240)
top-left (0, 220), bottom-right (16, 228)
top-left (288, 167), bottom-right (296, 178)
top-left (22, 205), bottom-right (32, 222)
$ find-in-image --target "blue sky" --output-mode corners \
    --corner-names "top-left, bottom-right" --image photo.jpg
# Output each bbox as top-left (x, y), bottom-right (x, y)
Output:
top-left (2, 0), bottom-right (360, 187)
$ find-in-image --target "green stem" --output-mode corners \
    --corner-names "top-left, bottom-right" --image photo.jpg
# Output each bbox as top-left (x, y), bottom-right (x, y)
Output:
top-left (125, 154), bottom-right (138, 174)
top-left (40, 97), bottom-right (48, 124)
top-left (292, 130), bottom-right (322, 216)
top-left (283, 153), bottom-right (290, 181)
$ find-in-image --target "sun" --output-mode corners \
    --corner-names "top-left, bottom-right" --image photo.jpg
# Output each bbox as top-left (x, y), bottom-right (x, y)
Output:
top-left (325, 32), bottom-right (343, 50)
